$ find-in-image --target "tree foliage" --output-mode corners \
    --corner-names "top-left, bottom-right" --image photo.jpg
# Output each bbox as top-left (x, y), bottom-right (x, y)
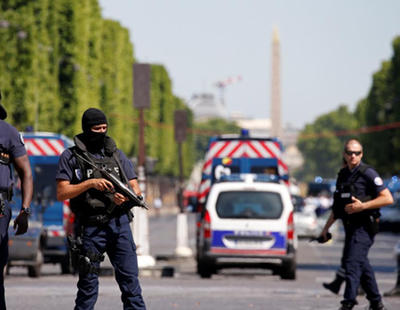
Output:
top-left (193, 118), bottom-right (241, 162)
top-left (296, 105), bottom-right (358, 182)
top-left (0, 0), bottom-right (195, 177)
top-left (360, 37), bottom-right (400, 175)
top-left (297, 36), bottom-right (400, 180)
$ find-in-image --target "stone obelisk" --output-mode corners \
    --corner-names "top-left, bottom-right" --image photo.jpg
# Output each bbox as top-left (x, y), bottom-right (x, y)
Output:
top-left (270, 27), bottom-right (282, 138)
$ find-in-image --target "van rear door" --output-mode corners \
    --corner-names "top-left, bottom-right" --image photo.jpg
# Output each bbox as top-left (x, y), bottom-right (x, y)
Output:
top-left (208, 189), bottom-right (288, 256)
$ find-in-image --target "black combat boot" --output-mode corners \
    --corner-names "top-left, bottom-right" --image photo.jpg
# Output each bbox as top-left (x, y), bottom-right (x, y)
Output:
top-left (339, 301), bottom-right (354, 310)
top-left (384, 262), bottom-right (400, 297)
top-left (384, 285), bottom-right (400, 297)
top-left (323, 275), bottom-right (345, 295)
top-left (368, 301), bottom-right (387, 310)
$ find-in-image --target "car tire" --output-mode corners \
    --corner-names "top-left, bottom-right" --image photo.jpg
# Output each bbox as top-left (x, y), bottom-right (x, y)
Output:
top-left (28, 248), bottom-right (43, 278)
top-left (280, 258), bottom-right (296, 280)
top-left (197, 261), bottom-right (213, 279)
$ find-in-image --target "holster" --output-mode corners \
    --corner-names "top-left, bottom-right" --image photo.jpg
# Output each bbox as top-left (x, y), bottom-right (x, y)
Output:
top-left (78, 250), bottom-right (105, 275)
top-left (67, 234), bottom-right (105, 275)
top-left (364, 215), bottom-right (379, 236)
top-left (0, 190), bottom-right (12, 216)
top-left (0, 188), bottom-right (13, 201)
top-left (0, 198), bottom-right (5, 216)
top-left (67, 235), bottom-right (80, 273)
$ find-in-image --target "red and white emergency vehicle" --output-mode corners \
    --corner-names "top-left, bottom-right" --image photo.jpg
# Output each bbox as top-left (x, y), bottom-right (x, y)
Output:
top-left (195, 131), bottom-right (296, 279)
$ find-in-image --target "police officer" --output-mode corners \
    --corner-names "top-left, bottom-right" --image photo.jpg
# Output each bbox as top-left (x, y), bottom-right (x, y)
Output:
top-left (323, 157), bottom-right (365, 296)
top-left (0, 91), bottom-right (33, 310)
top-left (56, 108), bottom-right (146, 310)
top-left (319, 138), bottom-right (393, 310)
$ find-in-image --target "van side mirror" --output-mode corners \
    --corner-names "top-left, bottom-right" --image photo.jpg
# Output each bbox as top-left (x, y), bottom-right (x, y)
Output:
top-left (187, 196), bottom-right (198, 212)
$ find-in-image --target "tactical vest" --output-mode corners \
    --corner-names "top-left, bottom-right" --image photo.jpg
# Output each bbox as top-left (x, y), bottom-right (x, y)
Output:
top-left (333, 163), bottom-right (380, 222)
top-left (69, 134), bottom-right (125, 218)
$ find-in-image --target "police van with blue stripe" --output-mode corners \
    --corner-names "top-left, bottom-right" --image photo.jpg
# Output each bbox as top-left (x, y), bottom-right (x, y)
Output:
top-left (196, 173), bottom-right (297, 279)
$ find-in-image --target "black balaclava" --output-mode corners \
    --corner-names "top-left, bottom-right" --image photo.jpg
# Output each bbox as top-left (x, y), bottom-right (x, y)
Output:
top-left (0, 90), bottom-right (7, 120)
top-left (81, 108), bottom-right (108, 150)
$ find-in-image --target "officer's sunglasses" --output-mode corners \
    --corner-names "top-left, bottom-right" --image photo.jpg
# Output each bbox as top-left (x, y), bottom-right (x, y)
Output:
top-left (345, 150), bottom-right (362, 156)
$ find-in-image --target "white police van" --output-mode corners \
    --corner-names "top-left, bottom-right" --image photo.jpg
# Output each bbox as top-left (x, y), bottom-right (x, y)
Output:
top-left (196, 174), bottom-right (297, 279)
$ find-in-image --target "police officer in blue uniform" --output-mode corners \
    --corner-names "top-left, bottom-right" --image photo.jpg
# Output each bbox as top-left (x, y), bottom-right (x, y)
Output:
top-left (56, 108), bottom-right (146, 310)
top-left (319, 138), bottom-right (393, 310)
top-left (0, 91), bottom-right (33, 310)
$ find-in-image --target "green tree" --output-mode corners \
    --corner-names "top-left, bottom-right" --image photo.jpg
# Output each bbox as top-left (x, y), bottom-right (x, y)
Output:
top-left (360, 36), bottom-right (400, 175)
top-left (0, 0), bottom-right (196, 178)
top-left (99, 19), bottom-right (135, 155)
top-left (296, 105), bottom-right (358, 182)
top-left (146, 65), bottom-right (195, 177)
top-left (193, 118), bottom-right (241, 162)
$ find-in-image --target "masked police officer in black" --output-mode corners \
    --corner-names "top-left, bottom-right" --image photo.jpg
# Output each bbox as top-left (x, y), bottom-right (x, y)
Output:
top-left (56, 108), bottom-right (146, 310)
top-left (0, 91), bottom-right (33, 310)
top-left (319, 138), bottom-right (393, 310)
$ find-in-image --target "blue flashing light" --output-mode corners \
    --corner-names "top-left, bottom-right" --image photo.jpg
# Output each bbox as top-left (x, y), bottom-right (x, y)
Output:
top-left (219, 174), bottom-right (244, 182)
top-left (254, 174), bottom-right (279, 183)
top-left (217, 173), bottom-right (281, 184)
top-left (314, 176), bottom-right (323, 183)
top-left (240, 128), bottom-right (249, 137)
top-left (391, 176), bottom-right (399, 183)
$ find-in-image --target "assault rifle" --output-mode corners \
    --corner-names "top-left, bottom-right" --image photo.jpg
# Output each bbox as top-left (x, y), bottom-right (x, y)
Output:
top-left (73, 151), bottom-right (148, 210)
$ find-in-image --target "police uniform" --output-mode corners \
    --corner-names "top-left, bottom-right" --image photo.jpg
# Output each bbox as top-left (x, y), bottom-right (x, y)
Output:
top-left (0, 120), bottom-right (27, 309)
top-left (334, 162), bottom-right (385, 308)
top-left (56, 125), bottom-right (146, 309)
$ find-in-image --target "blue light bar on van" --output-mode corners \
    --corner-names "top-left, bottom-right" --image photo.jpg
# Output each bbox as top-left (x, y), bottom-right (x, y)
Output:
top-left (314, 176), bottom-right (323, 183)
top-left (254, 174), bottom-right (280, 183)
top-left (240, 128), bottom-right (249, 137)
top-left (217, 173), bottom-right (281, 184)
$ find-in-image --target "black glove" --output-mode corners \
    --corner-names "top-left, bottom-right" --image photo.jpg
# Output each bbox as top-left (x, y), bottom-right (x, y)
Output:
top-left (13, 211), bottom-right (29, 235)
top-left (310, 232), bottom-right (332, 244)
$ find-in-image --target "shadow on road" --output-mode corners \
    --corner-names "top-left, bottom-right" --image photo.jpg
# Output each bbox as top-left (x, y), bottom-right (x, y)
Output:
top-left (297, 263), bottom-right (395, 273)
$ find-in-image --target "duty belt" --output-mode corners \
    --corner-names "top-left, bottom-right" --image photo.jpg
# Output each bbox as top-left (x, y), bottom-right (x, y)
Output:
top-left (82, 208), bottom-right (131, 226)
top-left (85, 214), bottom-right (111, 226)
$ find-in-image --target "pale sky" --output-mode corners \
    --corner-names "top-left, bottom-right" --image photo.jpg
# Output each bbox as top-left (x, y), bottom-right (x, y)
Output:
top-left (99, 0), bottom-right (400, 129)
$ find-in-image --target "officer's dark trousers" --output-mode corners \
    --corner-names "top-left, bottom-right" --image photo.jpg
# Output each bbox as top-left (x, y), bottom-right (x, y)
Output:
top-left (75, 214), bottom-right (146, 310)
top-left (342, 225), bottom-right (381, 305)
top-left (0, 202), bottom-right (11, 310)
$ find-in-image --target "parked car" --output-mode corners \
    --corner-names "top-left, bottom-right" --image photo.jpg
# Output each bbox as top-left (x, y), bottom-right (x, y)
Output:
top-left (12, 132), bottom-right (74, 274)
top-left (7, 208), bottom-right (47, 277)
top-left (307, 178), bottom-right (336, 198)
top-left (196, 174), bottom-right (297, 279)
top-left (292, 195), bottom-right (318, 238)
top-left (378, 177), bottom-right (400, 232)
top-left (316, 208), bottom-right (342, 239)
top-left (379, 200), bottom-right (400, 232)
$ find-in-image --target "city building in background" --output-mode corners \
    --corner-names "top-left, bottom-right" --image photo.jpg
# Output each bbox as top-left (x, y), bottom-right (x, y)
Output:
top-left (189, 27), bottom-right (303, 172)
top-left (190, 93), bottom-right (228, 121)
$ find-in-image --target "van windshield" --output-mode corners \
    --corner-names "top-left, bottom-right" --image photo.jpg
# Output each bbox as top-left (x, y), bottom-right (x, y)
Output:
top-left (32, 163), bottom-right (58, 202)
top-left (216, 191), bottom-right (283, 219)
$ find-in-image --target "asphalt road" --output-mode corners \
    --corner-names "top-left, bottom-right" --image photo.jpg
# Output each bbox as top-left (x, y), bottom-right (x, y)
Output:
top-left (4, 212), bottom-right (400, 310)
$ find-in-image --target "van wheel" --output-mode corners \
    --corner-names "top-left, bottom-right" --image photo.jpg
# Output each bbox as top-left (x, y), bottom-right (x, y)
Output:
top-left (280, 259), bottom-right (296, 280)
top-left (197, 261), bottom-right (213, 278)
top-left (28, 249), bottom-right (43, 278)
